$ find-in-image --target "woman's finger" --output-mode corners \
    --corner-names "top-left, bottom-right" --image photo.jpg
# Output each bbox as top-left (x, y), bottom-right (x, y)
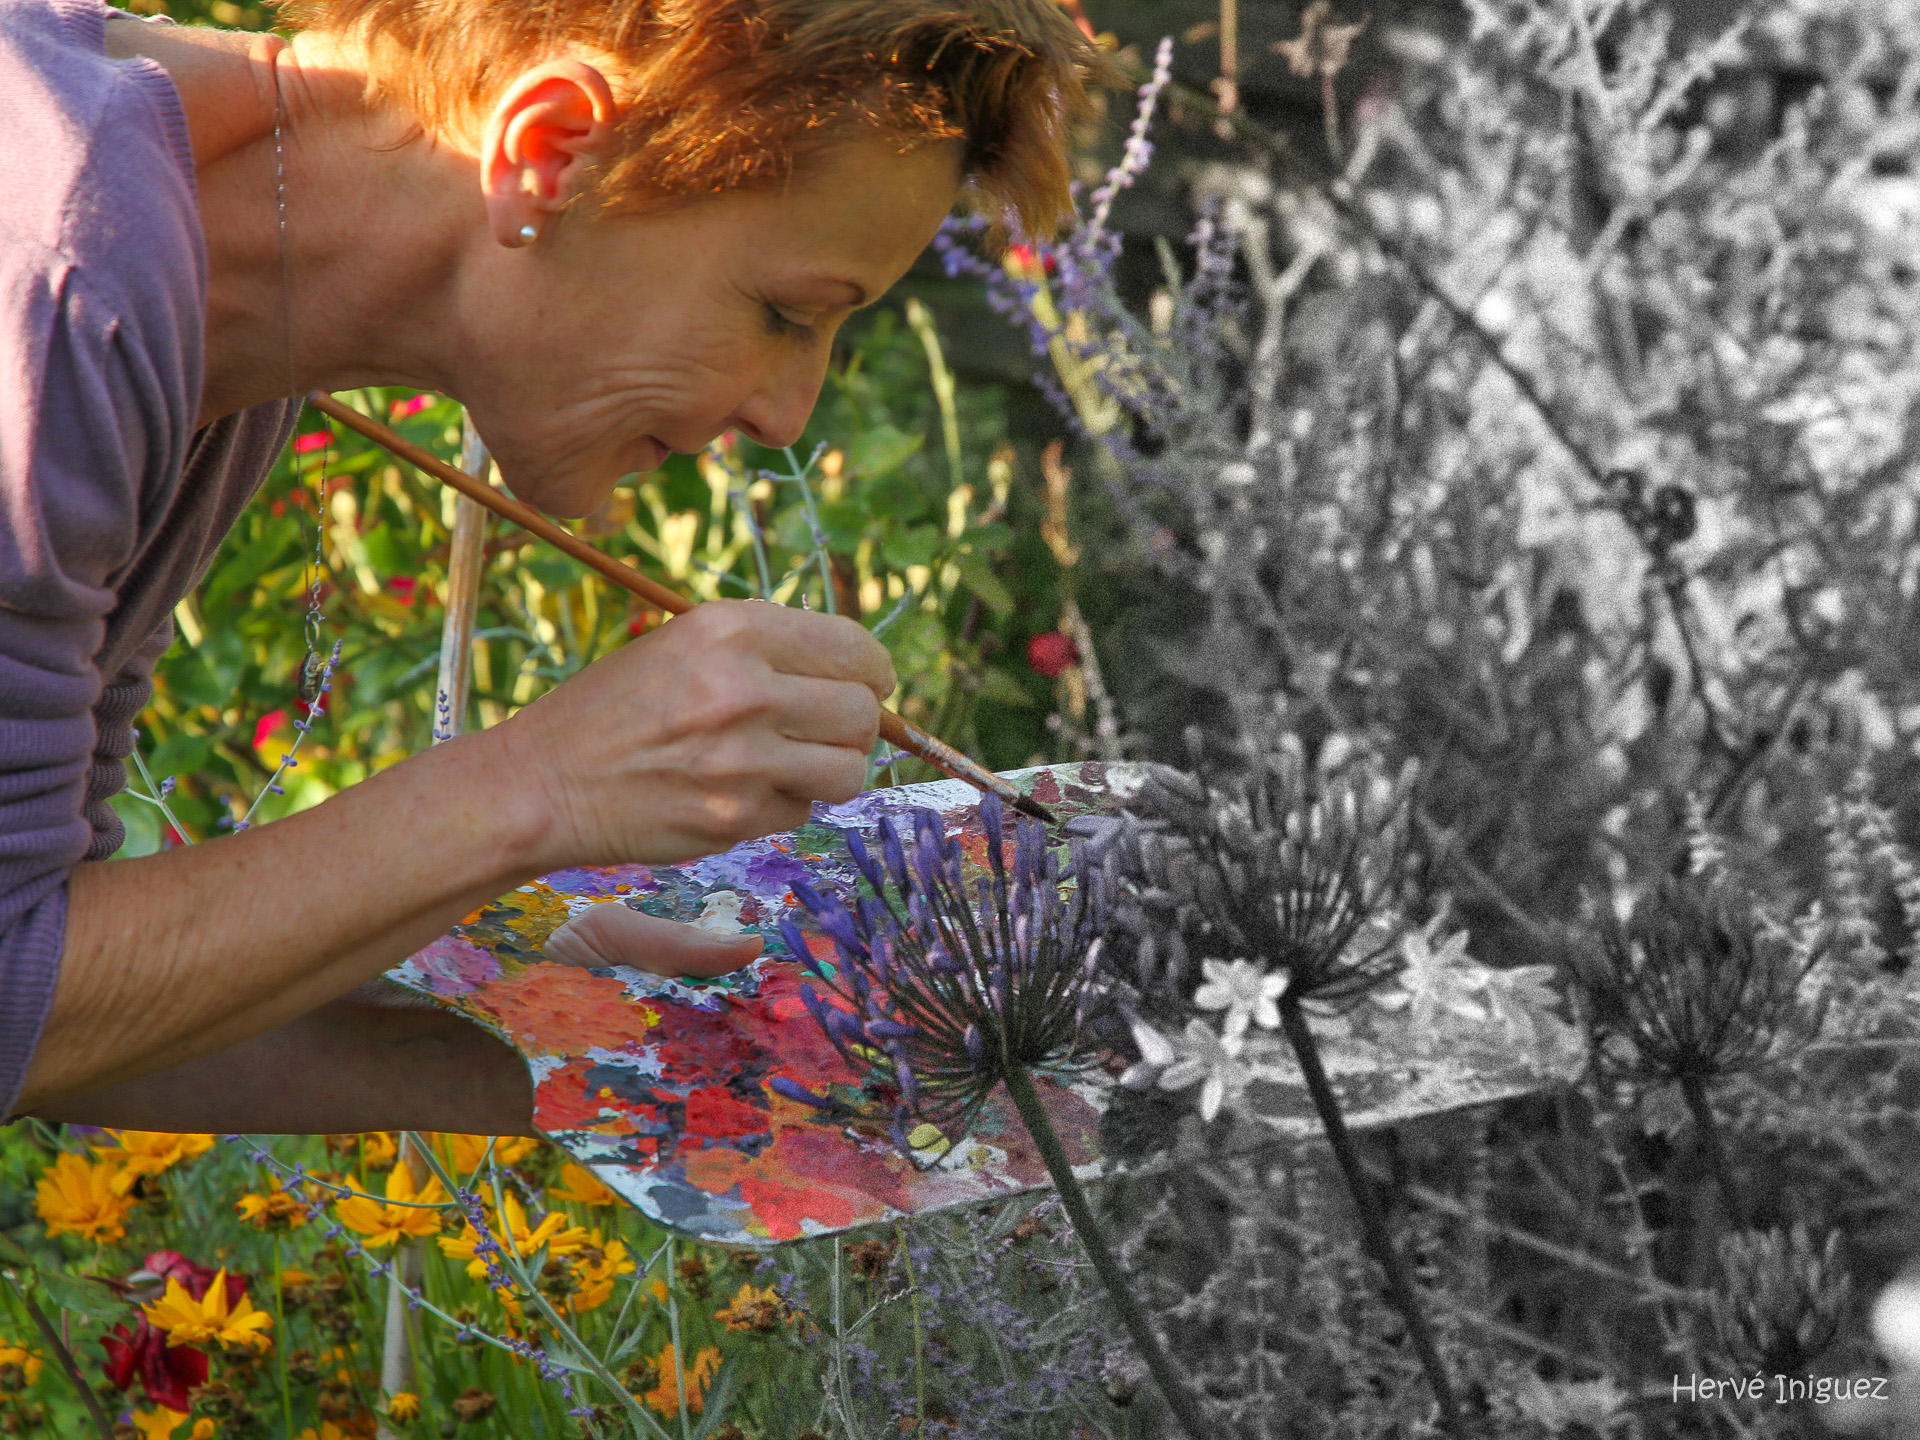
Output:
top-left (770, 673), bottom-right (882, 749)
top-left (543, 903), bottom-right (764, 978)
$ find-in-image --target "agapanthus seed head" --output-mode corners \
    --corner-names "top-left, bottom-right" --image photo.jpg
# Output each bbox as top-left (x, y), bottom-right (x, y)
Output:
top-left (1102, 750), bottom-right (1417, 1012)
top-left (1569, 878), bottom-right (1818, 1087)
top-left (790, 802), bottom-right (1109, 1146)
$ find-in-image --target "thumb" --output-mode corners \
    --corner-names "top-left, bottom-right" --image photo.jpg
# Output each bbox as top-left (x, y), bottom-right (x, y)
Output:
top-left (542, 903), bottom-right (764, 978)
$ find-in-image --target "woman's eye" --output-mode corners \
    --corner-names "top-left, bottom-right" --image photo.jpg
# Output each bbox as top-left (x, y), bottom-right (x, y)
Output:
top-left (765, 304), bottom-right (816, 339)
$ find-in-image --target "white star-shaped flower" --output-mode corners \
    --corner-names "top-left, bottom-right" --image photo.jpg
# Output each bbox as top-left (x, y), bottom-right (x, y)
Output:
top-left (1192, 957), bottom-right (1288, 1039)
top-left (1157, 1019), bottom-right (1251, 1122)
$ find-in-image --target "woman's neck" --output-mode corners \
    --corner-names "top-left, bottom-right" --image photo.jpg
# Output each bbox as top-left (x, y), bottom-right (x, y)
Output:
top-left (106, 21), bottom-right (471, 427)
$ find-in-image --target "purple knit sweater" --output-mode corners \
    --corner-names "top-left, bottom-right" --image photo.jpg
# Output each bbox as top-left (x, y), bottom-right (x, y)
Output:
top-left (0, 0), bottom-right (295, 1113)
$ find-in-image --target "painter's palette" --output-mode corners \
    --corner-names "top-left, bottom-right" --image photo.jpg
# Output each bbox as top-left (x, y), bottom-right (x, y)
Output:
top-left (388, 762), bottom-right (1580, 1245)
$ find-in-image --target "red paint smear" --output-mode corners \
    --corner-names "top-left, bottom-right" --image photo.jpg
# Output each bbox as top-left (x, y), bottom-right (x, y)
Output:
top-left (533, 1059), bottom-right (610, 1130)
top-left (473, 964), bottom-right (648, 1054)
top-left (1028, 769), bottom-right (1064, 805)
top-left (681, 1127), bottom-right (908, 1240)
top-left (682, 1086), bottom-right (768, 1142)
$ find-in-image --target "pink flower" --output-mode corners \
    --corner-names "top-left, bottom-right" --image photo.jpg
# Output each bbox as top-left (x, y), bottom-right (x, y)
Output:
top-left (1026, 631), bottom-right (1079, 678)
top-left (389, 393), bottom-right (434, 420)
top-left (293, 430), bottom-right (330, 454)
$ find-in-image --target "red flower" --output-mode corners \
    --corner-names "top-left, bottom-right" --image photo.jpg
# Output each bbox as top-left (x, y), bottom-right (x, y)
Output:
top-left (100, 1253), bottom-right (248, 1412)
top-left (1026, 630), bottom-right (1080, 678)
top-left (1006, 243), bottom-right (1058, 276)
top-left (390, 393), bottom-right (434, 420)
top-left (385, 575), bottom-right (417, 607)
top-left (293, 430), bottom-right (330, 454)
top-left (253, 709), bottom-right (290, 751)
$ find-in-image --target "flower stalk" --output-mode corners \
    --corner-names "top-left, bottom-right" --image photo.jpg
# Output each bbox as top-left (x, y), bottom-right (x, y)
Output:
top-left (1001, 1065), bottom-right (1211, 1440)
top-left (1276, 997), bottom-right (1466, 1438)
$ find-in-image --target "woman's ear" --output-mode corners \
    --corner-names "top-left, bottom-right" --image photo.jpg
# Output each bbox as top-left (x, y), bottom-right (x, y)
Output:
top-left (480, 59), bottom-right (617, 248)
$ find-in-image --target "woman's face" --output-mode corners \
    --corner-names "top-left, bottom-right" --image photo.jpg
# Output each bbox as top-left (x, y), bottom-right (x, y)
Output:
top-left (450, 137), bottom-right (963, 517)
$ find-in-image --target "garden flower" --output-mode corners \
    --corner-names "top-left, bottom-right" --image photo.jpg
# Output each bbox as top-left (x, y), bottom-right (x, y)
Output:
top-left (0, 1341), bottom-right (41, 1392)
top-left (438, 1192), bottom-right (590, 1280)
top-left (1155, 1019), bottom-right (1252, 1122)
top-left (92, 1131), bottom-right (215, 1194)
top-left (784, 790), bottom-right (1110, 1142)
top-left (102, 1253), bottom-right (238, 1411)
top-left (130, 1408), bottom-right (215, 1440)
top-left (1192, 957), bottom-right (1287, 1039)
top-left (142, 1269), bottom-right (273, 1353)
top-left (432, 1132), bottom-right (539, 1173)
top-left (1102, 752), bottom-right (1416, 1010)
top-left (548, 1162), bottom-right (618, 1207)
top-left (235, 1177), bottom-right (308, 1231)
top-left (386, 1391), bottom-right (421, 1422)
top-left (640, 1343), bottom-right (721, 1418)
top-left (35, 1152), bottom-right (135, 1242)
top-left (715, 1282), bottom-right (792, 1334)
top-left (333, 1165), bottom-right (447, 1248)
top-left (564, 1233), bottom-right (634, 1314)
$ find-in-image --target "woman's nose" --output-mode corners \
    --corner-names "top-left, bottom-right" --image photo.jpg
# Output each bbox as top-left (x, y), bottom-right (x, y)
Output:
top-left (726, 354), bottom-right (829, 451)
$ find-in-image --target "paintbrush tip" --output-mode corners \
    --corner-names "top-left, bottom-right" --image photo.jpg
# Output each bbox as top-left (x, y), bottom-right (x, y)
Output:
top-left (1010, 793), bottom-right (1060, 827)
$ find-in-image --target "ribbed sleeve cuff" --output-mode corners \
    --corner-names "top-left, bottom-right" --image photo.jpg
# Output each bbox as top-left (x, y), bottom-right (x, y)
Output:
top-left (0, 882), bottom-right (67, 1118)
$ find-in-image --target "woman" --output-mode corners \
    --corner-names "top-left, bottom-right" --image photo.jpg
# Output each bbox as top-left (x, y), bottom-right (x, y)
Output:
top-left (0, 0), bottom-right (1097, 1133)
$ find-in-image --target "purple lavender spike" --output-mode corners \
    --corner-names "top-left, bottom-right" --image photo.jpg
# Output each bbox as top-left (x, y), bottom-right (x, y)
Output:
top-left (964, 1024), bottom-right (985, 1067)
top-left (868, 1019), bottom-right (918, 1041)
top-left (778, 918), bottom-right (826, 974)
top-left (768, 1076), bottom-right (836, 1111)
top-left (879, 816), bottom-right (910, 891)
top-left (845, 828), bottom-right (886, 893)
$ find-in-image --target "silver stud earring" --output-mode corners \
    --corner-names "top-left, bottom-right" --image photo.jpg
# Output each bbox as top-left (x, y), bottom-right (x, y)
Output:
top-left (518, 223), bottom-right (539, 245)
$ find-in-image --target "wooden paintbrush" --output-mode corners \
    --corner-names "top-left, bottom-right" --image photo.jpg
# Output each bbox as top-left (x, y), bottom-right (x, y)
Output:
top-left (306, 392), bottom-right (1059, 826)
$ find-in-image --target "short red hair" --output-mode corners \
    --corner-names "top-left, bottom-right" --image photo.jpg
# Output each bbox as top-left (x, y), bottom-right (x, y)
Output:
top-left (282, 0), bottom-right (1108, 241)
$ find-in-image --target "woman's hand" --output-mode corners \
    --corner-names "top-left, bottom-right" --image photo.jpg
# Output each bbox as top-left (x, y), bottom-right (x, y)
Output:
top-left (543, 902), bottom-right (763, 977)
top-left (496, 600), bottom-right (896, 872)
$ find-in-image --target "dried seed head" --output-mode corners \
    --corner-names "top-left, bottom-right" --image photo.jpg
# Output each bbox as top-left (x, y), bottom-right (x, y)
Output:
top-left (1569, 879), bottom-right (1818, 1088)
top-left (1102, 747), bottom-right (1417, 1010)
top-left (1712, 1226), bottom-right (1852, 1374)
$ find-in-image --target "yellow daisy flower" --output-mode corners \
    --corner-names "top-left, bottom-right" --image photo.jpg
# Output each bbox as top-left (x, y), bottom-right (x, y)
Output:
top-left (547, 1162), bottom-right (618, 1208)
top-left (438, 1192), bottom-right (589, 1280)
top-left (142, 1269), bottom-right (273, 1353)
top-left (386, 1391), bottom-right (422, 1421)
top-left (715, 1281), bottom-right (792, 1334)
top-left (431, 1133), bottom-right (540, 1173)
top-left (35, 1153), bottom-right (135, 1242)
top-left (91, 1131), bottom-right (215, 1194)
top-left (0, 1341), bottom-right (43, 1391)
top-left (565, 1233), bottom-right (635, 1315)
top-left (333, 1166), bottom-right (447, 1249)
top-left (130, 1407), bottom-right (215, 1440)
top-left (640, 1343), bottom-right (721, 1418)
top-left (235, 1177), bottom-right (309, 1231)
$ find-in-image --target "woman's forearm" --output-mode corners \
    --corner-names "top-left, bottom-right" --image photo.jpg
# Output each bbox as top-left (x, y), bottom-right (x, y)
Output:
top-left (17, 726), bottom-right (548, 1111)
top-left (30, 981), bottom-right (537, 1135)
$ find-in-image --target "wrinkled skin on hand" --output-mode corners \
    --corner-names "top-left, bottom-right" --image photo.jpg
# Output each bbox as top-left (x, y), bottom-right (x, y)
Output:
top-left (499, 599), bottom-right (896, 872)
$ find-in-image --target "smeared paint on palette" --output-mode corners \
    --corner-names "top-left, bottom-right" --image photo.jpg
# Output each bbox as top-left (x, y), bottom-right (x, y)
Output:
top-left (389, 762), bottom-right (1581, 1245)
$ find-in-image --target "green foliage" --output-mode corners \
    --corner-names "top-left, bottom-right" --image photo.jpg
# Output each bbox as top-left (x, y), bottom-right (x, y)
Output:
top-left (125, 309), bottom-right (1075, 849)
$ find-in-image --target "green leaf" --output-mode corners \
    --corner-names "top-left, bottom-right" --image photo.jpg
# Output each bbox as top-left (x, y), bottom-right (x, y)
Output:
top-left (30, 1267), bottom-right (126, 1323)
top-left (361, 522), bottom-right (406, 575)
top-left (202, 517), bottom-right (300, 613)
top-left (845, 425), bottom-right (922, 480)
top-left (975, 668), bottom-right (1036, 708)
top-left (107, 790), bottom-right (163, 858)
top-left (881, 525), bottom-right (944, 572)
top-left (955, 552), bottom-right (1014, 618)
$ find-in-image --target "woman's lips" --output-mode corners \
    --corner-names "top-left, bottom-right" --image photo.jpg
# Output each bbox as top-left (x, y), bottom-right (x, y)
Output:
top-left (633, 436), bottom-right (669, 474)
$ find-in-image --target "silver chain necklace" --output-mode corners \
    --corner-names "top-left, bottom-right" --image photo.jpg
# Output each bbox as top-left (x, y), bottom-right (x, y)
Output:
top-left (273, 58), bottom-right (330, 706)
